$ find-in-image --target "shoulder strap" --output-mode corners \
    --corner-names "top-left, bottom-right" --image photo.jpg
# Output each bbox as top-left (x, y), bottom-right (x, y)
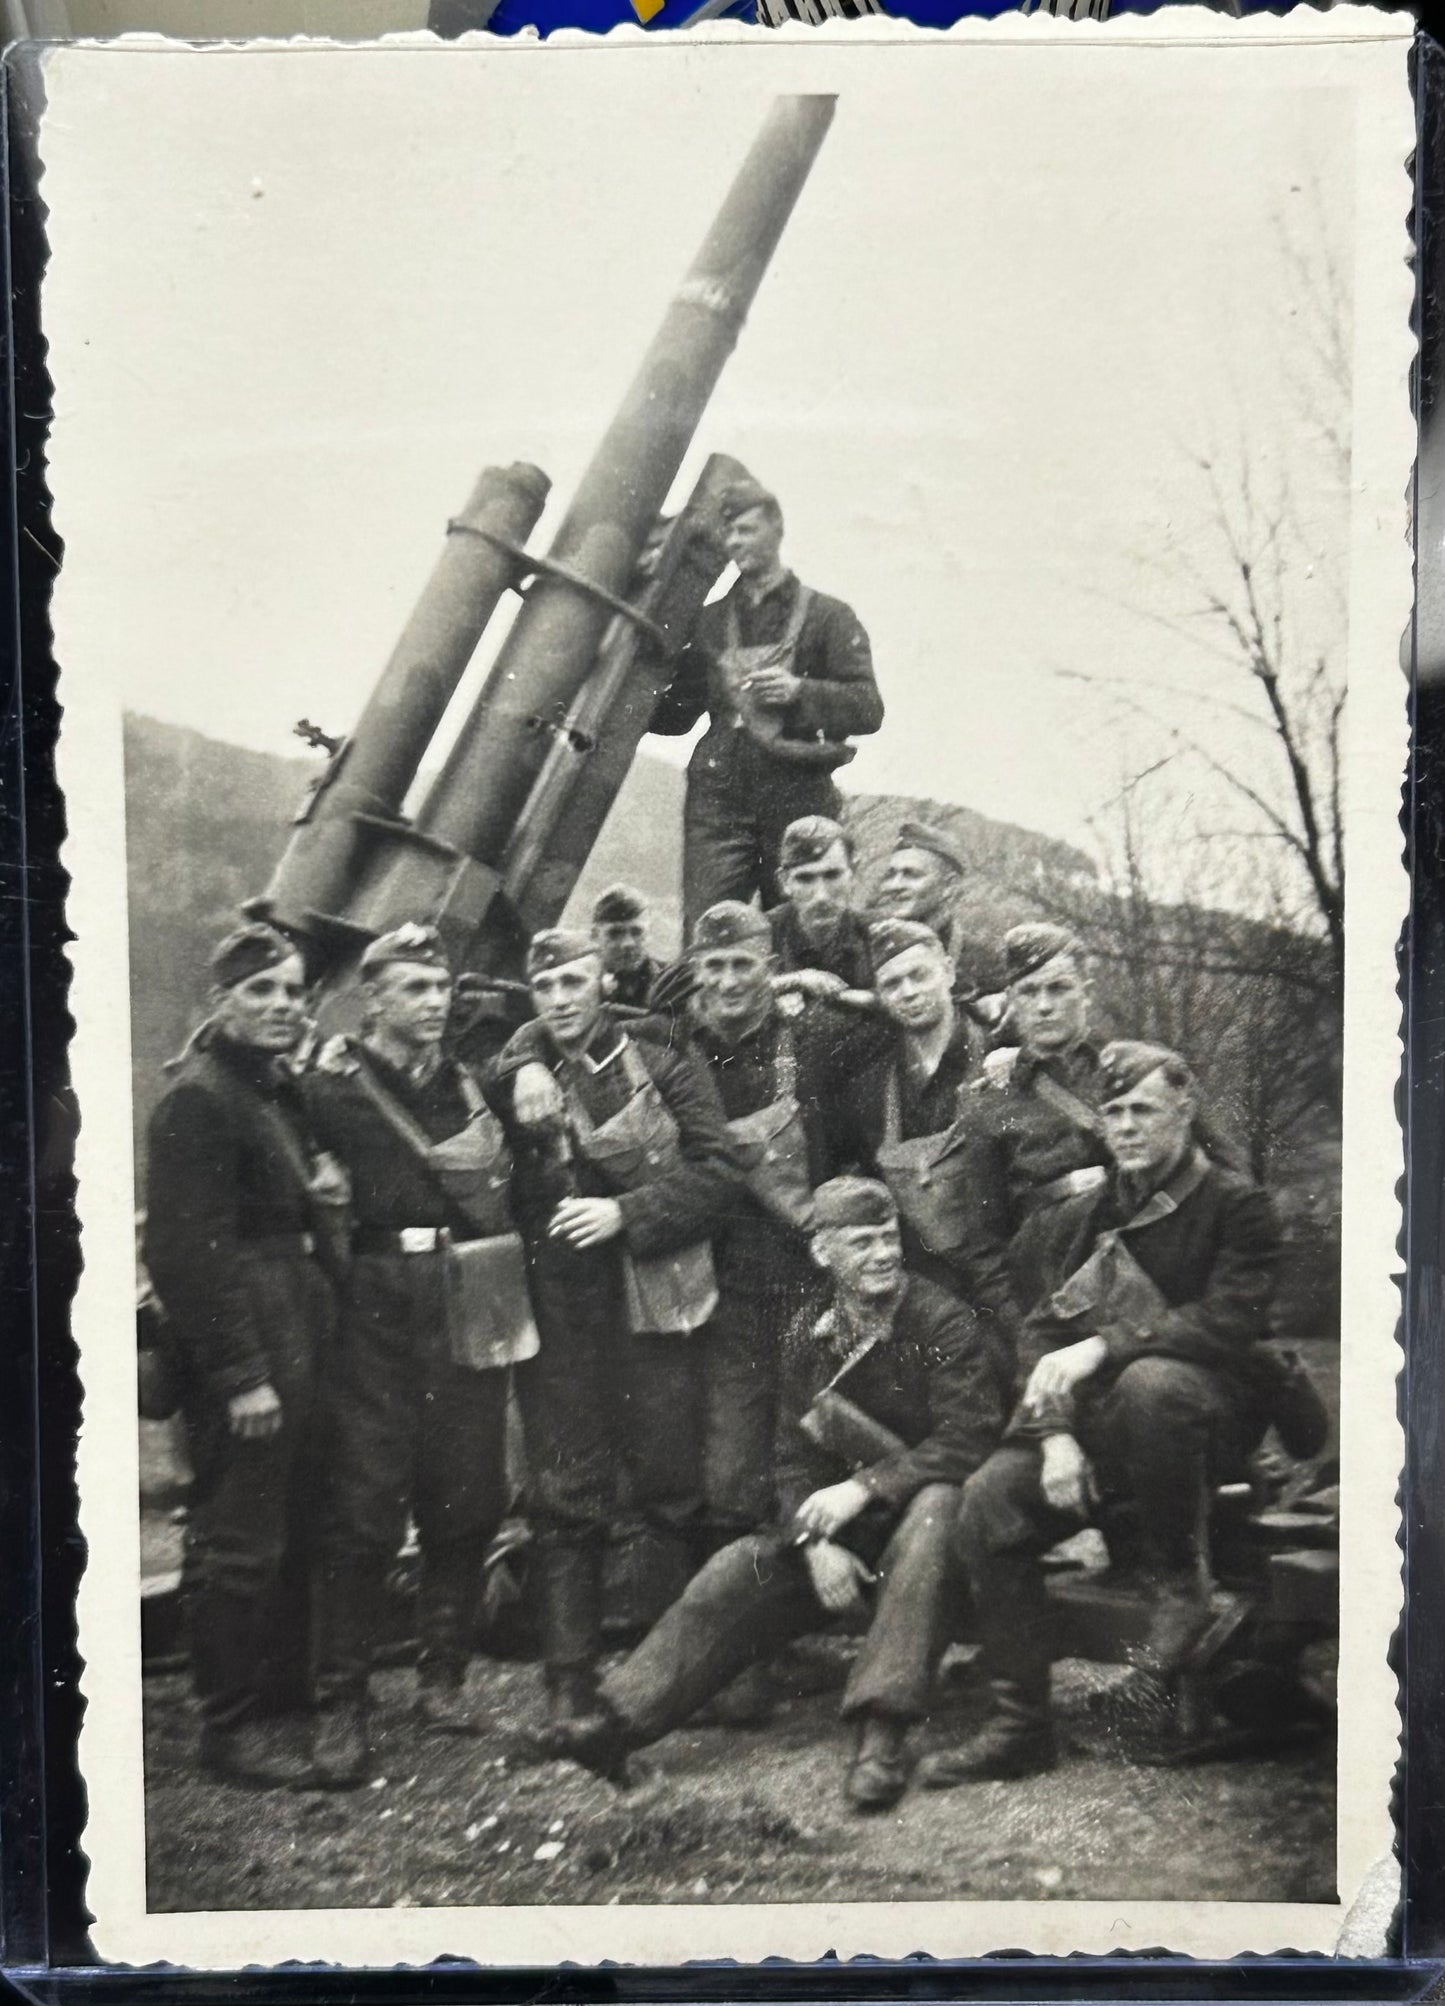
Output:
top-left (774, 1023), bottom-right (799, 1103)
top-left (563, 1035), bottom-right (653, 1141)
top-left (351, 1050), bottom-right (478, 1169)
top-left (881, 1064), bottom-right (902, 1146)
top-left (784, 584), bottom-right (814, 648)
top-left (1030, 1067), bottom-right (1103, 1138)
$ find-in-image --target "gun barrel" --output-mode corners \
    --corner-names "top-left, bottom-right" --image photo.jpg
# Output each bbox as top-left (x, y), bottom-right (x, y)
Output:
top-left (381, 95), bottom-right (838, 914)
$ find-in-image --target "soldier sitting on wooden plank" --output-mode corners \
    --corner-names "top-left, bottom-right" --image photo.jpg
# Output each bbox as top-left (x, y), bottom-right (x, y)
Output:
top-left (647, 475), bottom-right (883, 933)
top-left (919, 1041), bottom-right (1283, 1787)
top-left (143, 923), bottom-right (347, 1790)
top-left (547, 1177), bottom-right (1011, 1815)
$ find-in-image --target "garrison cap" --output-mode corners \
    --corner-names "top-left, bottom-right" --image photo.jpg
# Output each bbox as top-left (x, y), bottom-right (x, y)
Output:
top-left (1099, 1039), bottom-right (1195, 1102)
top-left (360, 921), bottom-right (451, 979)
top-left (692, 901), bottom-right (772, 953)
top-left (210, 922), bottom-right (299, 991)
top-left (779, 814), bottom-right (854, 871)
top-left (592, 883), bottom-right (647, 926)
top-left (526, 927), bottom-right (599, 979)
top-left (867, 917), bottom-right (946, 975)
top-left (812, 1176), bottom-right (899, 1232)
top-left (893, 819), bottom-right (966, 876)
top-left (1003, 921), bottom-right (1083, 985)
top-left (717, 476), bottom-right (780, 525)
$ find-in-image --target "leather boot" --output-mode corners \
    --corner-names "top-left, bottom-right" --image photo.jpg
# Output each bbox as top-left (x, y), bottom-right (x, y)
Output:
top-left (545, 1666), bottom-right (600, 1733)
top-left (695, 1663), bottom-right (775, 1729)
top-left (1132, 1581), bottom-right (1246, 1680)
top-left (311, 1699), bottom-right (372, 1790)
top-left (199, 1717), bottom-right (316, 1791)
top-left (416, 1675), bottom-right (485, 1735)
top-left (844, 1713), bottom-right (912, 1813)
top-left (917, 1680), bottom-right (1057, 1788)
top-left (548, 1696), bottom-right (635, 1787)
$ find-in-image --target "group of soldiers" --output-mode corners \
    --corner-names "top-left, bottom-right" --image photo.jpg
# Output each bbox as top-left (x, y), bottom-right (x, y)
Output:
top-left (144, 476), bottom-right (1293, 1817)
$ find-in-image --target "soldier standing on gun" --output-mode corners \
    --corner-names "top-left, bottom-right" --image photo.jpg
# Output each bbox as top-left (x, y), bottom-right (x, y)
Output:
top-left (306, 923), bottom-right (531, 1787)
top-left (591, 884), bottom-right (661, 1012)
top-left (919, 1042), bottom-right (1283, 1785)
top-left (768, 815), bottom-right (877, 995)
top-left (487, 927), bottom-right (740, 1738)
top-left (648, 477), bottom-right (883, 932)
top-left (950, 922), bottom-right (1113, 1325)
top-left (144, 923), bottom-right (346, 1789)
top-left (548, 1178), bottom-right (1010, 1813)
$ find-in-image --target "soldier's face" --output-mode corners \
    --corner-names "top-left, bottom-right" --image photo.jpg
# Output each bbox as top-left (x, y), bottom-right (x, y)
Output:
top-left (212, 954), bottom-right (308, 1053)
top-left (814, 1219), bottom-right (905, 1300)
top-left (594, 919), bottom-right (647, 974)
top-left (1101, 1067), bottom-right (1194, 1183)
top-left (694, 943), bottom-right (773, 1027)
top-left (875, 943), bottom-right (954, 1033)
top-left (531, 956), bottom-right (605, 1049)
top-left (723, 504), bottom-right (783, 579)
top-left (879, 848), bottom-right (956, 923)
top-left (781, 841), bottom-right (856, 937)
top-left (366, 961), bottom-right (453, 1053)
top-left (1009, 953), bottom-right (1089, 1055)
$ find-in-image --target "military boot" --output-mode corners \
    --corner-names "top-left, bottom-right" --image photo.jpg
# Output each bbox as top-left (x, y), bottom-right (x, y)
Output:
top-left (545, 1667), bottom-right (601, 1734)
top-left (311, 1700), bottom-right (372, 1790)
top-left (1131, 1582), bottom-right (1247, 1680)
top-left (548, 1696), bottom-right (635, 1788)
top-left (917, 1681), bottom-right (1057, 1788)
top-left (416, 1675), bottom-right (486, 1735)
top-left (199, 1717), bottom-right (316, 1791)
top-left (844, 1713), bottom-right (912, 1813)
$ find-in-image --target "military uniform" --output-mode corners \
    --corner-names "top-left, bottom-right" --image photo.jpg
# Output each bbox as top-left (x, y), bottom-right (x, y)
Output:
top-left (488, 989), bottom-right (741, 1696)
top-left (144, 1022), bottom-right (335, 1746)
top-left (767, 898), bottom-right (876, 991)
top-left (586, 1264), bottom-right (1010, 1766)
top-left (602, 958), bottom-right (662, 1012)
top-left (306, 1040), bottom-right (517, 1713)
top-left (950, 1132), bottom-right (1281, 1752)
top-left (650, 567), bottom-right (882, 928)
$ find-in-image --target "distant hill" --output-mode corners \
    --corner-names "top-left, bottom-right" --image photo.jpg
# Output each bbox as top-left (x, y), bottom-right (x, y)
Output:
top-left (123, 712), bottom-right (1096, 1152)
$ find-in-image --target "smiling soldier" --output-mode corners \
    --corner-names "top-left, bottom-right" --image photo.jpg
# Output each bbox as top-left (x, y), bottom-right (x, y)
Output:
top-left (144, 923), bottom-right (345, 1788)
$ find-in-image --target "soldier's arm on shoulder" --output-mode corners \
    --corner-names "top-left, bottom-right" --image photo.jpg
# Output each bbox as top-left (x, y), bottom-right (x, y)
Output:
top-left (481, 1017), bottom-right (556, 1110)
top-left (857, 1290), bottom-right (1011, 1508)
top-left (612, 1037), bottom-right (742, 1256)
top-left (143, 1079), bottom-right (272, 1398)
top-left (788, 597), bottom-right (884, 740)
top-left (1109, 1179), bottom-right (1284, 1377)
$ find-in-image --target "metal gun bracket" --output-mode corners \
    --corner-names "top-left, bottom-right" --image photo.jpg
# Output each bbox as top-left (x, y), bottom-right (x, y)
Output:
top-left (445, 522), bottom-right (682, 662)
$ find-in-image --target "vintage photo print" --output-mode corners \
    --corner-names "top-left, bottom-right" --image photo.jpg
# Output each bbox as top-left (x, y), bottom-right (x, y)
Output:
top-left (45, 11), bottom-right (1411, 1966)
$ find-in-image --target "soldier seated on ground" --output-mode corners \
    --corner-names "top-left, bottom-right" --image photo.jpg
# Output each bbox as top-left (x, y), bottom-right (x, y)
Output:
top-left (919, 1041), bottom-right (1283, 1788)
top-left (548, 1177), bottom-right (1011, 1814)
top-left (767, 815), bottom-right (876, 995)
top-left (591, 884), bottom-right (662, 1013)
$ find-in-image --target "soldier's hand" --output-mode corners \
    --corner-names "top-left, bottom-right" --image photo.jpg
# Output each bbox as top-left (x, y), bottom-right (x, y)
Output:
top-left (308, 1150), bottom-right (351, 1208)
top-left (773, 968), bottom-right (847, 1002)
top-left (1038, 1431), bottom-right (1094, 1519)
top-left (1025, 1334), bottom-right (1108, 1408)
top-left (549, 1196), bottom-right (625, 1248)
top-left (746, 666), bottom-right (803, 708)
top-left (803, 1539), bottom-right (874, 1616)
top-left (513, 1061), bottom-right (565, 1128)
top-left (794, 1477), bottom-right (872, 1540)
top-left (228, 1381), bottom-right (283, 1439)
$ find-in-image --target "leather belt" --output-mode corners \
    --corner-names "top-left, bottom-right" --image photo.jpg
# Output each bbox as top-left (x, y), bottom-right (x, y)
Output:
top-left (355, 1225), bottom-right (476, 1255)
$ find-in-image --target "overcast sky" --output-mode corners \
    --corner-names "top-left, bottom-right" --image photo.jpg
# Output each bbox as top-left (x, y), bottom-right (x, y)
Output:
top-left (43, 30), bottom-right (1356, 882)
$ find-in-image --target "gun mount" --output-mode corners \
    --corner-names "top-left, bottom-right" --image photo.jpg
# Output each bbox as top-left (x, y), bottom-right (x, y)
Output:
top-left (251, 95), bottom-right (837, 1000)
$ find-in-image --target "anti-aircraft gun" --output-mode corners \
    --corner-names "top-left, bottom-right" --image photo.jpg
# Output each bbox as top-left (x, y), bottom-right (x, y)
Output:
top-left (249, 95), bottom-right (837, 1046)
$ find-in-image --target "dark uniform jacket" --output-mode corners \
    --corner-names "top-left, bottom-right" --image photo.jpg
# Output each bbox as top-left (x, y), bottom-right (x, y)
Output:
top-left (144, 1032), bottom-right (324, 1400)
top-left (684, 996), bottom-right (882, 1296)
top-left (773, 1276), bottom-right (1010, 1521)
top-left (305, 1043), bottom-right (487, 1235)
top-left (603, 958), bottom-right (662, 1013)
top-left (951, 1041), bottom-right (1111, 1321)
top-left (768, 901), bottom-right (876, 990)
top-left (487, 1009), bottom-right (741, 1255)
top-left (649, 571), bottom-right (882, 792)
top-left (1012, 1150), bottom-right (1283, 1437)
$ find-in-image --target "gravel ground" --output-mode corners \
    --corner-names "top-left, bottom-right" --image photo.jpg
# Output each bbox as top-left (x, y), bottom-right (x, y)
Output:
top-left (144, 1646), bottom-right (1335, 1913)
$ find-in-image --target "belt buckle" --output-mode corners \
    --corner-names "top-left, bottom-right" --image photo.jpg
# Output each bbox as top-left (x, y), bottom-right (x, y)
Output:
top-left (300, 1232), bottom-right (315, 1256)
top-left (400, 1226), bottom-right (441, 1254)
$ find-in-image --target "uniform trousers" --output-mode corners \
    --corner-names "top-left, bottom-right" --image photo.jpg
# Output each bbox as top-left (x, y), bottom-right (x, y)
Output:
top-left (682, 765), bottom-right (842, 933)
top-left (696, 1279), bottom-right (809, 1556)
top-left (181, 1245), bottom-right (333, 1732)
top-left (601, 1484), bottom-right (962, 1743)
top-left (517, 1235), bottom-right (704, 1675)
top-left (316, 1250), bottom-right (511, 1698)
top-left (954, 1356), bottom-right (1255, 1702)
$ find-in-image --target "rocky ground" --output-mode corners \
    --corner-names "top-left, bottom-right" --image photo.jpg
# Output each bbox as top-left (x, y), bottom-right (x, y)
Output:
top-left (143, 1641), bottom-right (1336, 1914)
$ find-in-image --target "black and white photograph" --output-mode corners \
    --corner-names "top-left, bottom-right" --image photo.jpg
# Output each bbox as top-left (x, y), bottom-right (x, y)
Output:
top-left (45, 14), bottom-right (1410, 1965)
